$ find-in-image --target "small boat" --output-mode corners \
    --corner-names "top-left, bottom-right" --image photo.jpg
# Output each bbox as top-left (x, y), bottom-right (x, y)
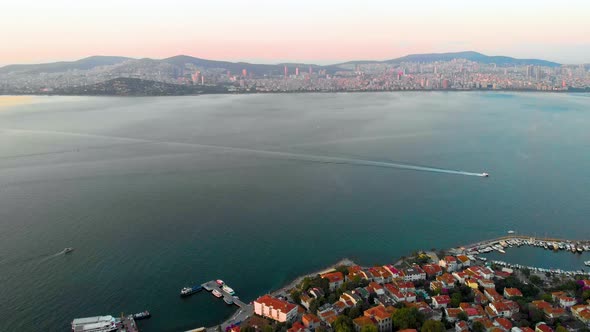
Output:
top-left (223, 297), bottom-right (233, 305)
top-left (212, 289), bottom-right (222, 298)
top-left (180, 285), bottom-right (203, 297)
top-left (482, 173), bottom-right (489, 177)
top-left (216, 279), bottom-right (224, 286)
top-left (63, 247), bottom-right (74, 254)
top-left (222, 285), bottom-right (235, 295)
top-left (132, 311), bottom-right (151, 320)
top-left (584, 261), bottom-right (590, 267)
top-left (507, 230), bottom-right (515, 234)
top-left (498, 249), bottom-right (506, 254)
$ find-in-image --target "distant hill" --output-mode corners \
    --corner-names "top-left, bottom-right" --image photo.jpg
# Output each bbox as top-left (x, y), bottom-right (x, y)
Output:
top-left (161, 55), bottom-right (343, 75)
top-left (338, 51), bottom-right (561, 67)
top-left (54, 77), bottom-right (227, 96)
top-left (0, 56), bottom-right (133, 74)
top-left (386, 51), bottom-right (561, 67)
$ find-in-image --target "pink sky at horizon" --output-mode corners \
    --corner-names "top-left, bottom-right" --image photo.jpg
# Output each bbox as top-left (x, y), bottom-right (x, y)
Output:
top-left (1, 0), bottom-right (589, 66)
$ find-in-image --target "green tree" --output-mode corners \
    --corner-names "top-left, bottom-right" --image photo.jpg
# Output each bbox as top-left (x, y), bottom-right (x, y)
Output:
top-left (391, 307), bottom-right (425, 330)
top-left (242, 327), bottom-right (256, 332)
top-left (451, 292), bottom-right (462, 307)
top-left (263, 326), bottom-right (273, 332)
top-left (360, 325), bottom-right (378, 332)
top-left (555, 326), bottom-right (568, 332)
top-left (315, 327), bottom-right (327, 332)
top-left (421, 320), bottom-right (445, 332)
top-left (472, 321), bottom-right (485, 332)
top-left (583, 290), bottom-right (590, 302)
top-left (335, 265), bottom-right (350, 276)
top-left (530, 275), bottom-right (543, 286)
top-left (541, 293), bottom-right (553, 303)
top-left (348, 305), bottom-right (362, 319)
top-left (290, 289), bottom-right (301, 304)
top-left (333, 316), bottom-right (353, 332)
top-left (457, 311), bottom-right (468, 322)
top-left (309, 299), bottom-right (319, 314)
top-left (522, 268), bottom-right (531, 277)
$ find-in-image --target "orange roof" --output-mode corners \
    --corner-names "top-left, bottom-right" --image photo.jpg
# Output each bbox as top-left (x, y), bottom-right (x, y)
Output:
top-left (255, 295), bottom-right (296, 313)
top-left (322, 271), bottom-right (344, 283)
top-left (288, 322), bottom-right (305, 332)
top-left (494, 317), bottom-right (513, 330)
top-left (522, 328), bottom-right (535, 332)
top-left (302, 313), bottom-right (320, 326)
top-left (504, 288), bottom-right (522, 297)
top-left (364, 306), bottom-right (390, 321)
top-left (536, 323), bottom-right (553, 332)
top-left (353, 316), bottom-right (376, 327)
top-left (531, 300), bottom-right (552, 310)
top-left (432, 295), bottom-right (451, 304)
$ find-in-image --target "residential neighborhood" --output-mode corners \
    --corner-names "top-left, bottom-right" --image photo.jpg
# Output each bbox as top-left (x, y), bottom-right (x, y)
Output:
top-left (237, 250), bottom-right (590, 332)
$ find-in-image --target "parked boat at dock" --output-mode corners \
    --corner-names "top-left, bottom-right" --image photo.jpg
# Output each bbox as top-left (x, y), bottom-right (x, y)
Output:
top-left (222, 285), bottom-right (235, 295)
top-left (212, 289), bottom-right (223, 298)
top-left (132, 311), bottom-right (151, 320)
top-left (180, 285), bottom-right (203, 297)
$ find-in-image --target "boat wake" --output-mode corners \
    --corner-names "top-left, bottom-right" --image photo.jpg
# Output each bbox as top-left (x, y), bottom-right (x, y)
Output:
top-left (2, 128), bottom-right (487, 177)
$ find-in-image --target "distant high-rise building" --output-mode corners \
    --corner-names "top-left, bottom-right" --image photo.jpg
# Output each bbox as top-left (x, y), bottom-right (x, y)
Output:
top-left (242, 69), bottom-right (247, 77)
top-left (309, 66), bottom-right (312, 75)
top-left (442, 79), bottom-right (450, 89)
top-left (295, 67), bottom-right (299, 76)
top-left (284, 65), bottom-right (288, 78)
top-left (526, 65), bottom-right (533, 79)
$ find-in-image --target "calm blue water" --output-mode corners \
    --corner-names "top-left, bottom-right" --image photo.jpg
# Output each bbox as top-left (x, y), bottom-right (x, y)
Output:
top-left (0, 92), bottom-right (589, 331)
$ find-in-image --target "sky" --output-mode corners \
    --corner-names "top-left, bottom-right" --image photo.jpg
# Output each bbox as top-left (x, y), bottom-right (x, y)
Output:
top-left (1, 0), bottom-right (589, 66)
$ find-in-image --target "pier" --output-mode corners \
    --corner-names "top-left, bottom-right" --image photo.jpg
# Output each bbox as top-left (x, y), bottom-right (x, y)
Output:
top-left (200, 281), bottom-right (253, 332)
top-left (120, 316), bottom-right (139, 332)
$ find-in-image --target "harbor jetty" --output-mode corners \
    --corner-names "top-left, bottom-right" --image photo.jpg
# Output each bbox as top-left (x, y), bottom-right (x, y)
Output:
top-left (199, 280), bottom-right (253, 332)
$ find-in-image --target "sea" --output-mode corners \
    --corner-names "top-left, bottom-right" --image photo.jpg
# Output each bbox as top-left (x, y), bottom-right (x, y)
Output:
top-left (0, 92), bottom-right (589, 331)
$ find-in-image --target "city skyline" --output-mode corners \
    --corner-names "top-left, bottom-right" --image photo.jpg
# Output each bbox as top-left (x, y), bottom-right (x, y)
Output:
top-left (1, 0), bottom-right (590, 66)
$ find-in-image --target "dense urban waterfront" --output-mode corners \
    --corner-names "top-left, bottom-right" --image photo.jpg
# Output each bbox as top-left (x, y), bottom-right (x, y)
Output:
top-left (0, 92), bottom-right (589, 331)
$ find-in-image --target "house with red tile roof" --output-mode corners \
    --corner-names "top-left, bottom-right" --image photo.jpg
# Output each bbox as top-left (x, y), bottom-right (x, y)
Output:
top-left (485, 289), bottom-right (503, 303)
top-left (322, 271), bottom-right (344, 291)
top-left (503, 288), bottom-right (523, 298)
top-left (494, 317), bottom-right (513, 331)
top-left (531, 300), bottom-right (552, 311)
top-left (302, 313), bottom-right (321, 329)
top-left (558, 296), bottom-right (577, 308)
top-left (317, 307), bottom-right (337, 324)
top-left (364, 306), bottom-right (392, 332)
top-left (460, 303), bottom-right (485, 320)
top-left (439, 256), bottom-right (459, 272)
top-left (393, 280), bottom-right (416, 292)
top-left (430, 281), bottom-right (443, 292)
top-left (479, 279), bottom-right (496, 289)
top-left (488, 301), bottom-right (518, 318)
top-left (452, 271), bottom-right (469, 283)
top-left (383, 265), bottom-right (400, 278)
top-left (456, 255), bottom-right (471, 267)
top-left (300, 293), bottom-right (313, 310)
top-left (543, 307), bottom-right (567, 320)
top-left (432, 295), bottom-right (451, 309)
top-left (436, 273), bottom-right (457, 289)
top-left (369, 266), bottom-right (394, 284)
top-left (455, 320), bottom-right (469, 332)
top-left (445, 308), bottom-right (463, 323)
top-left (353, 316), bottom-right (376, 332)
top-left (369, 282), bottom-right (386, 296)
top-left (254, 295), bottom-right (298, 322)
top-left (287, 321), bottom-right (305, 332)
top-left (572, 305), bottom-right (590, 324)
top-left (535, 323), bottom-right (553, 332)
top-left (422, 264), bottom-right (443, 278)
top-left (402, 266), bottom-right (426, 281)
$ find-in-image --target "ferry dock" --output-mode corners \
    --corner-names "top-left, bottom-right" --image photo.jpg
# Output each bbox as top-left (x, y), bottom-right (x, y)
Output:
top-left (200, 280), bottom-right (253, 332)
top-left (120, 315), bottom-right (139, 332)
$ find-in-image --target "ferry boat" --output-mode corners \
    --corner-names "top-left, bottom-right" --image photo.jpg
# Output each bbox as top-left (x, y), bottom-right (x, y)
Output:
top-left (222, 285), bottom-right (235, 295)
top-left (223, 297), bottom-right (233, 305)
top-left (180, 285), bottom-right (203, 297)
top-left (64, 247), bottom-right (74, 254)
top-left (212, 289), bottom-right (223, 298)
top-left (71, 315), bottom-right (118, 332)
top-left (132, 311), bottom-right (151, 320)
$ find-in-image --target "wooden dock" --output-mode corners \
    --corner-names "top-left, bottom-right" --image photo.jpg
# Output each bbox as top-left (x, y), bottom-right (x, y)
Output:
top-left (199, 280), bottom-right (253, 332)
